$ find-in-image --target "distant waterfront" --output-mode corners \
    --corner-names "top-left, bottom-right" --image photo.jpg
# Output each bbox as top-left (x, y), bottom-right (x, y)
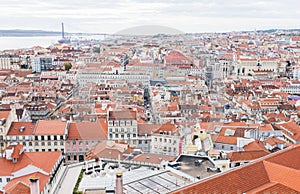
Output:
top-left (0, 36), bottom-right (60, 50)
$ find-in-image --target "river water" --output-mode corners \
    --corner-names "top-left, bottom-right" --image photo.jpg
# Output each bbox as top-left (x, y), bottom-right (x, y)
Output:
top-left (0, 35), bottom-right (106, 50)
top-left (0, 36), bottom-right (61, 50)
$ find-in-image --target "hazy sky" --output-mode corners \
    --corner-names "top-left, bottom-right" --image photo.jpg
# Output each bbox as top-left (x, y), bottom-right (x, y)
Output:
top-left (1, 0), bottom-right (300, 33)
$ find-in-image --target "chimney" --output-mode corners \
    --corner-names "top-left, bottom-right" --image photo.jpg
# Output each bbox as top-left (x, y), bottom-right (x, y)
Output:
top-left (115, 172), bottom-right (123, 194)
top-left (29, 176), bottom-right (40, 194)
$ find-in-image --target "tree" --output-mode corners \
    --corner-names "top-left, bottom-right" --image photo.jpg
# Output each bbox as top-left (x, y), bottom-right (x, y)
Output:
top-left (64, 62), bottom-right (72, 71)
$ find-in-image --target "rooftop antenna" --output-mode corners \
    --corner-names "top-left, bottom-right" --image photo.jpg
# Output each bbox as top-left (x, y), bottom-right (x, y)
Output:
top-left (61, 22), bottom-right (65, 39)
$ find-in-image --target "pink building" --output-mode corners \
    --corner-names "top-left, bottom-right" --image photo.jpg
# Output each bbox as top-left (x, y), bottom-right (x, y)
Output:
top-left (65, 120), bottom-right (107, 163)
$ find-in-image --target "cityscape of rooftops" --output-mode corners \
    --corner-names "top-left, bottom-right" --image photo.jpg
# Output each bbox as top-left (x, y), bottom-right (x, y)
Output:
top-left (0, 0), bottom-right (300, 194)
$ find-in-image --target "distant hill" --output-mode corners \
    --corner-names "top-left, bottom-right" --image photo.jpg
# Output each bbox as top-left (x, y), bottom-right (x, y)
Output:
top-left (0, 29), bottom-right (62, 37)
top-left (116, 25), bottom-right (184, 36)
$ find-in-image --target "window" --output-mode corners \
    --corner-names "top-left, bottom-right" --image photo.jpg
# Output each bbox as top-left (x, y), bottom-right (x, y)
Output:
top-left (29, 142), bottom-right (32, 146)
top-left (35, 149), bottom-right (39, 152)
top-left (48, 142), bottom-right (51, 146)
top-left (164, 139), bottom-right (167, 143)
top-left (35, 136), bottom-right (38, 140)
top-left (41, 142), bottom-right (45, 146)
top-left (230, 146), bottom-right (234, 150)
top-left (115, 134), bottom-right (119, 138)
top-left (54, 142), bottom-right (58, 146)
top-left (221, 145), bottom-right (225, 149)
top-left (42, 149), bottom-right (45, 152)
top-left (0, 178), bottom-right (2, 183)
top-left (73, 141), bottom-right (76, 146)
top-left (41, 136), bottom-right (44, 140)
top-left (60, 135), bottom-right (63, 140)
top-left (74, 155), bottom-right (77, 160)
top-left (109, 128), bottom-right (112, 132)
top-left (133, 134), bottom-right (136, 138)
top-left (48, 135), bottom-right (51, 140)
top-left (48, 149), bottom-right (51, 151)
top-left (54, 136), bottom-right (57, 140)
top-left (6, 178), bottom-right (10, 182)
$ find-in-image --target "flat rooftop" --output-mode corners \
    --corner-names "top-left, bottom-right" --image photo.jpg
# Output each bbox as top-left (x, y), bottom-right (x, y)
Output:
top-left (78, 163), bottom-right (192, 194)
top-left (176, 155), bottom-right (220, 179)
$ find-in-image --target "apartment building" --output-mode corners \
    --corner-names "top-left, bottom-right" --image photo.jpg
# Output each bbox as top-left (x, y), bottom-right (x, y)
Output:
top-left (107, 109), bottom-right (138, 147)
top-left (33, 120), bottom-right (68, 152)
top-left (150, 121), bottom-right (181, 157)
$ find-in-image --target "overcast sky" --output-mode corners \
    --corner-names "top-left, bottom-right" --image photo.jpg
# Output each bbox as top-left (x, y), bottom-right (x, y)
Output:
top-left (1, 0), bottom-right (300, 34)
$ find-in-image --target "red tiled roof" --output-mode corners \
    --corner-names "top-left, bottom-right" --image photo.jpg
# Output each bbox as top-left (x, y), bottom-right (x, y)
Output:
top-left (67, 121), bottom-right (107, 140)
top-left (227, 150), bottom-right (270, 162)
top-left (154, 121), bottom-right (178, 135)
top-left (3, 181), bottom-right (30, 194)
top-left (34, 120), bottom-right (67, 135)
top-left (172, 146), bottom-right (300, 194)
top-left (264, 137), bottom-right (286, 147)
top-left (0, 152), bottom-right (61, 176)
top-left (7, 122), bottom-right (36, 136)
top-left (244, 140), bottom-right (269, 152)
top-left (0, 110), bottom-right (10, 120)
top-left (3, 172), bottom-right (49, 194)
top-left (108, 110), bottom-right (136, 120)
top-left (255, 183), bottom-right (299, 194)
top-left (138, 124), bottom-right (161, 136)
top-left (173, 161), bottom-right (270, 194)
top-left (214, 135), bottom-right (238, 145)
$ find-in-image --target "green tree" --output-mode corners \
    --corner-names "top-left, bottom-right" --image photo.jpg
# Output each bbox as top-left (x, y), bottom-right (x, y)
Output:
top-left (64, 62), bottom-right (72, 71)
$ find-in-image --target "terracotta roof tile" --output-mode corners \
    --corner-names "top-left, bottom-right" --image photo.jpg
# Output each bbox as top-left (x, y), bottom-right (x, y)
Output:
top-left (108, 110), bottom-right (136, 120)
top-left (3, 172), bottom-right (49, 194)
top-left (138, 124), bottom-right (161, 136)
top-left (0, 151), bottom-right (61, 176)
top-left (67, 121), bottom-right (107, 140)
top-left (265, 145), bottom-right (300, 170)
top-left (227, 150), bottom-right (270, 162)
top-left (172, 161), bottom-right (270, 194)
top-left (34, 120), bottom-right (67, 135)
top-left (3, 181), bottom-right (30, 194)
top-left (172, 146), bottom-right (300, 194)
top-left (7, 122), bottom-right (36, 136)
top-left (254, 183), bottom-right (299, 194)
top-left (244, 140), bottom-right (269, 152)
